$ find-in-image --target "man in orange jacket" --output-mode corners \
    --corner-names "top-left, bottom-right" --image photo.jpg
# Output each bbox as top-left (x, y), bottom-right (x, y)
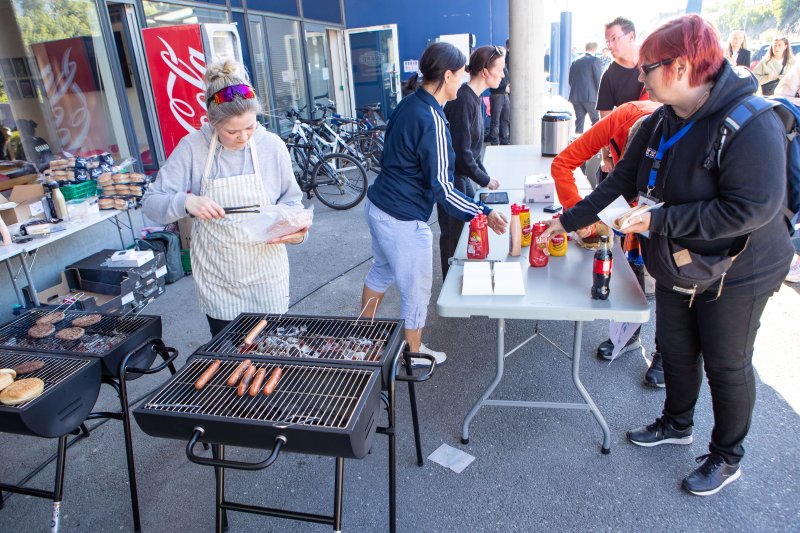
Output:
top-left (550, 99), bottom-right (664, 387)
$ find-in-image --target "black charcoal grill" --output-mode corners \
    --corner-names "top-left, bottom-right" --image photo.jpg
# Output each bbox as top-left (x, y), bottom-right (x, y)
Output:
top-left (0, 309), bottom-right (179, 533)
top-left (201, 314), bottom-right (405, 388)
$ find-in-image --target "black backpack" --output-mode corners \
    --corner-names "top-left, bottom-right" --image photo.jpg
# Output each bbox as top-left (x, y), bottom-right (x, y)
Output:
top-left (136, 231), bottom-right (185, 283)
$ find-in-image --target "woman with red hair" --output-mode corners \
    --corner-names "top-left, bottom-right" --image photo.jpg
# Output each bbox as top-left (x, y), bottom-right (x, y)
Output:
top-left (544, 15), bottom-right (793, 495)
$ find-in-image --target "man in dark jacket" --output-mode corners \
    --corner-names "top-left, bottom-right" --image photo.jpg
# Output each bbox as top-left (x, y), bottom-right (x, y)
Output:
top-left (568, 42), bottom-right (603, 133)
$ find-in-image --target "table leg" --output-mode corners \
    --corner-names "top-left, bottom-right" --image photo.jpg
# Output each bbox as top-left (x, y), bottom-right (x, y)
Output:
top-left (18, 252), bottom-right (39, 306)
top-left (126, 210), bottom-right (137, 243)
top-left (461, 318), bottom-right (506, 444)
top-left (570, 321), bottom-right (611, 454)
top-left (4, 259), bottom-right (25, 306)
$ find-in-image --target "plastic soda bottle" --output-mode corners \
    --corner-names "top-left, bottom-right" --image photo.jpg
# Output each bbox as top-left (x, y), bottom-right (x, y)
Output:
top-left (591, 235), bottom-right (613, 300)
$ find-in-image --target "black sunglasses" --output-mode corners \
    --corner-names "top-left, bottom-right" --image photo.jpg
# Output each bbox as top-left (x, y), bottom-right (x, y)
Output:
top-left (484, 45), bottom-right (504, 70)
top-left (640, 58), bottom-right (675, 76)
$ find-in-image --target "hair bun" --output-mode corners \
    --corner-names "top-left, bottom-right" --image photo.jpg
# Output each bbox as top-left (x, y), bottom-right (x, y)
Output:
top-left (203, 59), bottom-right (241, 85)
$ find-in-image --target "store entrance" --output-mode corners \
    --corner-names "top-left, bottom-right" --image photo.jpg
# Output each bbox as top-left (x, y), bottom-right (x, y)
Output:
top-left (345, 25), bottom-right (401, 121)
top-left (107, 2), bottom-right (161, 171)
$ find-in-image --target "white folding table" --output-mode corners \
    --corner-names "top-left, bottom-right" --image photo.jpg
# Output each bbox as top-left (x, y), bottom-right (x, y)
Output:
top-left (436, 190), bottom-right (649, 453)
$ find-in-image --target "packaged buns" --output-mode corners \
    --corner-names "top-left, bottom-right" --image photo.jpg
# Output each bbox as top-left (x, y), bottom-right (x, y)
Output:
top-left (128, 173), bottom-right (146, 183)
top-left (112, 173), bottom-right (129, 183)
top-left (98, 172), bottom-right (114, 186)
top-left (98, 197), bottom-right (115, 210)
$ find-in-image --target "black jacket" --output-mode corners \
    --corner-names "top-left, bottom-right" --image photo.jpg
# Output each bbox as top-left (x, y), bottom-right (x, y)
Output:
top-left (568, 53), bottom-right (602, 103)
top-left (444, 83), bottom-right (491, 189)
top-left (561, 62), bottom-right (793, 294)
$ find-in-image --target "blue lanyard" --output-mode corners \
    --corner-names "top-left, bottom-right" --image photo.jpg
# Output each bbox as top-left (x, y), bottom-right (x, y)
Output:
top-left (647, 121), bottom-right (695, 193)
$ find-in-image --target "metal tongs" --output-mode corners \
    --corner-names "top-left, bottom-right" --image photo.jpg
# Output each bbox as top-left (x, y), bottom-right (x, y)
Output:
top-left (190, 204), bottom-right (260, 217)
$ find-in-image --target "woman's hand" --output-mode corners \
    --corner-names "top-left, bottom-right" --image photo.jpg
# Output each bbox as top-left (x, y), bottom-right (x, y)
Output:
top-left (620, 212), bottom-right (651, 234)
top-left (267, 227), bottom-right (309, 245)
top-left (487, 178), bottom-right (500, 190)
top-left (185, 194), bottom-right (225, 220)
top-left (600, 156), bottom-right (614, 173)
top-left (540, 217), bottom-right (566, 239)
top-left (487, 210), bottom-right (508, 234)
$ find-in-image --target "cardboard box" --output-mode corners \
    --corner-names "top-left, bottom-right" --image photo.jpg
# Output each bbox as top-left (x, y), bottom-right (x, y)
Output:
top-left (0, 184), bottom-right (46, 226)
top-left (110, 249), bottom-right (155, 267)
top-left (177, 216), bottom-right (192, 249)
top-left (524, 175), bottom-right (555, 204)
top-left (25, 272), bottom-right (135, 313)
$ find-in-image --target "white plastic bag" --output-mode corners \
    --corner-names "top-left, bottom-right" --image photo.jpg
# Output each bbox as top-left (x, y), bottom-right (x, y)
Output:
top-left (241, 205), bottom-right (313, 242)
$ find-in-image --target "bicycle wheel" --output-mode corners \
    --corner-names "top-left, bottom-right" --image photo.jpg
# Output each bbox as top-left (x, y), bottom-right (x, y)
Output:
top-left (311, 152), bottom-right (368, 210)
top-left (346, 133), bottom-right (384, 173)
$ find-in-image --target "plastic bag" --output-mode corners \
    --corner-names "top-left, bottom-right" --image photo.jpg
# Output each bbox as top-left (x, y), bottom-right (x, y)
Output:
top-left (241, 205), bottom-right (314, 242)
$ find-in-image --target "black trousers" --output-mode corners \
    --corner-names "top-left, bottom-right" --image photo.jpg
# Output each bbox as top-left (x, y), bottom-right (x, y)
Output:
top-left (570, 100), bottom-right (599, 134)
top-left (489, 93), bottom-right (510, 144)
top-left (437, 178), bottom-right (474, 279)
top-left (206, 315), bottom-right (231, 337)
top-left (655, 284), bottom-right (774, 465)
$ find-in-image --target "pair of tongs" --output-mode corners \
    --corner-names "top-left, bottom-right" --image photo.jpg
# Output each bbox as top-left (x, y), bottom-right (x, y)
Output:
top-left (190, 204), bottom-right (260, 217)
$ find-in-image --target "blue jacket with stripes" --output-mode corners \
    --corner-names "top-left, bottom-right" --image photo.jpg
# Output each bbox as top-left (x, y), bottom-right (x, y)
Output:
top-left (366, 87), bottom-right (492, 222)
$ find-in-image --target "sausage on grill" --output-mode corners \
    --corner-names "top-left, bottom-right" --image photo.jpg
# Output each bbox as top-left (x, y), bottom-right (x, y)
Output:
top-left (262, 367), bottom-right (282, 396)
top-left (226, 359), bottom-right (252, 387)
top-left (243, 319), bottom-right (268, 346)
top-left (194, 359), bottom-right (221, 390)
top-left (249, 368), bottom-right (267, 397)
top-left (237, 365), bottom-right (257, 397)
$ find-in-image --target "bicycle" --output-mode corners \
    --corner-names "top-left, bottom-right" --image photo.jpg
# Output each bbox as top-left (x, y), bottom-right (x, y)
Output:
top-left (284, 110), bottom-right (368, 210)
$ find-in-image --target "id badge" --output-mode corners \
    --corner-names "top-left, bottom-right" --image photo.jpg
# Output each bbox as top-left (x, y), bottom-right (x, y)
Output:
top-left (637, 192), bottom-right (659, 207)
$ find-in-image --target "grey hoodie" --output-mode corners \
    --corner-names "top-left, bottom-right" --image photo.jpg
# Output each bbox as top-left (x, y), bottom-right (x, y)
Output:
top-left (142, 123), bottom-right (303, 224)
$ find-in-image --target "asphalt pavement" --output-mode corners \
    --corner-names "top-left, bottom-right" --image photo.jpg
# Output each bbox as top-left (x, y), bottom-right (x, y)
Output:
top-left (1, 165), bottom-right (798, 532)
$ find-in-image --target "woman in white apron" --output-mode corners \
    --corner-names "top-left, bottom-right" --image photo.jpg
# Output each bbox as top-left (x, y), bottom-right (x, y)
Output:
top-left (143, 59), bottom-right (307, 336)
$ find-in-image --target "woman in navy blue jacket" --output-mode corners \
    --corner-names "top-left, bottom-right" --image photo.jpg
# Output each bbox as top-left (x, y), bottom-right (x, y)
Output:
top-left (361, 42), bottom-right (507, 367)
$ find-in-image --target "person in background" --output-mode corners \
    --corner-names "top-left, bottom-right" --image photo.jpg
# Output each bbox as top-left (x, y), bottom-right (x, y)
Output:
top-left (568, 42), bottom-right (603, 134)
top-left (600, 47), bottom-right (613, 71)
top-left (550, 99), bottom-right (665, 386)
top-left (401, 72), bottom-right (420, 98)
top-left (488, 43), bottom-right (511, 145)
top-left (725, 30), bottom-right (751, 67)
top-left (360, 42), bottom-right (507, 368)
top-left (439, 45), bottom-right (504, 278)
top-left (544, 14), bottom-right (792, 496)
top-left (142, 59), bottom-right (307, 337)
top-left (753, 37), bottom-right (794, 95)
top-left (774, 58), bottom-right (800, 98)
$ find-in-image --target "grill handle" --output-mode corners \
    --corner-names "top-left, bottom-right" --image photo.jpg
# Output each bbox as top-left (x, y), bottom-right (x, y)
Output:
top-left (126, 342), bottom-right (180, 375)
top-left (186, 427), bottom-right (286, 470)
top-left (396, 352), bottom-right (437, 383)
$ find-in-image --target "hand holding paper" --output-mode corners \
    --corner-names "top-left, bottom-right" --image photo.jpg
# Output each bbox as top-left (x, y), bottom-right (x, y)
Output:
top-left (597, 196), bottom-right (663, 238)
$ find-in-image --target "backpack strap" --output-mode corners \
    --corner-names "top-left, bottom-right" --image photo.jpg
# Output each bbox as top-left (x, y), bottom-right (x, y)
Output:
top-left (716, 95), bottom-right (781, 169)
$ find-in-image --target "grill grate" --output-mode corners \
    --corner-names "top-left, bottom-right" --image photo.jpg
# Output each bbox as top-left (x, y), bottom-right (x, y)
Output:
top-left (142, 358), bottom-right (373, 430)
top-left (203, 314), bottom-right (399, 363)
top-left (0, 350), bottom-right (93, 408)
top-left (0, 310), bottom-right (152, 355)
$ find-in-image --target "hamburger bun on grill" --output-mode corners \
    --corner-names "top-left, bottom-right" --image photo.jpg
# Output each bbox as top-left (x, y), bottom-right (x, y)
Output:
top-left (0, 368), bottom-right (17, 379)
top-left (0, 373), bottom-right (14, 392)
top-left (0, 378), bottom-right (45, 405)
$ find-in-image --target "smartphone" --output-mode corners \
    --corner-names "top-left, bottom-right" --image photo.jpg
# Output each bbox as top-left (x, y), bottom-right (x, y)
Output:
top-left (479, 191), bottom-right (509, 204)
top-left (543, 204), bottom-right (563, 213)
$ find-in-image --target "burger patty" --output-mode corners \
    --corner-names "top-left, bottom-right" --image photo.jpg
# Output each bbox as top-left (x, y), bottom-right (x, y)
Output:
top-left (13, 360), bottom-right (46, 375)
top-left (28, 324), bottom-right (55, 338)
top-left (36, 311), bottom-right (65, 326)
top-left (55, 327), bottom-right (85, 341)
top-left (71, 314), bottom-right (102, 327)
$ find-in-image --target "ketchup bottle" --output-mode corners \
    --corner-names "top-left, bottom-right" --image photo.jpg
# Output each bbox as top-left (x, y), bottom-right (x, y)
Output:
top-left (519, 205), bottom-right (532, 247)
top-left (467, 214), bottom-right (489, 259)
top-left (529, 222), bottom-right (549, 267)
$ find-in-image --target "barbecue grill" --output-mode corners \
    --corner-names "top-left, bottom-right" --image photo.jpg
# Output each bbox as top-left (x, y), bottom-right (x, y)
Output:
top-left (0, 309), bottom-right (179, 533)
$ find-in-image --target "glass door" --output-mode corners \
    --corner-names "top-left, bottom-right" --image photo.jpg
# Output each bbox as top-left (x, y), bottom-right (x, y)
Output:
top-left (345, 25), bottom-right (401, 121)
top-left (304, 24), bottom-right (335, 118)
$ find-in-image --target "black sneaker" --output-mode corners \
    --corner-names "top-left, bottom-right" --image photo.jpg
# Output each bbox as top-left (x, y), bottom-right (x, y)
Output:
top-left (596, 333), bottom-right (641, 360)
top-left (627, 418), bottom-right (693, 447)
top-left (644, 352), bottom-right (665, 388)
top-left (682, 454), bottom-right (741, 496)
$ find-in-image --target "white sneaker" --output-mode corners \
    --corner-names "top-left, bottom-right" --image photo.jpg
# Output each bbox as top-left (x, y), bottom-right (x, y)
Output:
top-left (410, 343), bottom-right (447, 368)
top-left (786, 255), bottom-right (800, 283)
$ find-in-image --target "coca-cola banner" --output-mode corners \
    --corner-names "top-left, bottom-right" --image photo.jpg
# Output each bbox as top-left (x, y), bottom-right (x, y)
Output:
top-left (142, 24), bottom-right (207, 157)
top-left (31, 37), bottom-right (116, 156)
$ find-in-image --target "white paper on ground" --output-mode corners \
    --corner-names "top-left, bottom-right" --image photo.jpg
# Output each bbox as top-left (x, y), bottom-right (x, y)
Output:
top-left (427, 443), bottom-right (475, 473)
top-left (493, 262), bottom-right (525, 295)
top-left (597, 196), bottom-right (663, 238)
top-left (608, 320), bottom-right (639, 361)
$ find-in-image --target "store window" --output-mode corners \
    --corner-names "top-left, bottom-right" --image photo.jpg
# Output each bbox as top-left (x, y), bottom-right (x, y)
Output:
top-left (264, 17), bottom-right (307, 133)
top-left (142, 2), bottom-right (229, 27)
top-left (305, 28), bottom-right (335, 117)
top-left (0, 0), bottom-right (131, 176)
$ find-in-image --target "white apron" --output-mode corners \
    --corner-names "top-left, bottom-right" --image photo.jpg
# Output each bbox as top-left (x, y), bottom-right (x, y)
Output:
top-left (192, 134), bottom-right (290, 320)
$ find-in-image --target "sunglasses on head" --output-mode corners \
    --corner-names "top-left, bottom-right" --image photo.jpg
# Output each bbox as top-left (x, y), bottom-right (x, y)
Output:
top-left (484, 45), bottom-right (504, 70)
top-left (640, 57), bottom-right (675, 76)
top-left (206, 84), bottom-right (256, 106)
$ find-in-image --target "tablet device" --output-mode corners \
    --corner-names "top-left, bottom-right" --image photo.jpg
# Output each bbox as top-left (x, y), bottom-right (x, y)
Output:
top-left (479, 192), bottom-right (509, 204)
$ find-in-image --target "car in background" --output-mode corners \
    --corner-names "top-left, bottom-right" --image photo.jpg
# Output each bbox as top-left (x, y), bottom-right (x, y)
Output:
top-left (750, 42), bottom-right (800, 70)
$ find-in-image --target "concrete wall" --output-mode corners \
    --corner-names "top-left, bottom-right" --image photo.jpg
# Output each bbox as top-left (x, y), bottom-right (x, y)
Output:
top-left (344, 0), bottom-right (509, 81)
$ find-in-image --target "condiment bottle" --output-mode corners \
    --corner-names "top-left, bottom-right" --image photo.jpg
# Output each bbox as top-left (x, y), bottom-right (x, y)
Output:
top-left (591, 235), bottom-right (613, 300)
top-left (467, 214), bottom-right (488, 259)
top-left (548, 214), bottom-right (568, 256)
top-left (509, 204), bottom-right (522, 257)
top-left (50, 182), bottom-right (68, 220)
top-left (479, 213), bottom-right (490, 257)
top-left (519, 205), bottom-right (531, 247)
top-left (529, 222), bottom-right (549, 267)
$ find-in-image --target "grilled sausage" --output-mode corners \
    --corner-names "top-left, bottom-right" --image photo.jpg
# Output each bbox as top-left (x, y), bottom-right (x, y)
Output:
top-left (194, 359), bottom-right (221, 391)
top-left (249, 368), bottom-right (267, 397)
top-left (262, 367), bottom-right (283, 396)
top-left (226, 359), bottom-right (252, 387)
top-left (237, 365), bottom-right (257, 397)
top-left (243, 319), bottom-right (268, 346)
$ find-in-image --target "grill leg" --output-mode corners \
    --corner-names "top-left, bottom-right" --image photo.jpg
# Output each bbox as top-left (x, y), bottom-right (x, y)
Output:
top-left (116, 374), bottom-right (142, 532)
top-left (50, 434), bottom-right (68, 533)
top-left (403, 352), bottom-right (424, 466)
top-left (387, 386), bottom-right (397, 533)
top-left (333, 458), bottom-right (344, 532)
top-left (212, 444), bottom-right (229, 533)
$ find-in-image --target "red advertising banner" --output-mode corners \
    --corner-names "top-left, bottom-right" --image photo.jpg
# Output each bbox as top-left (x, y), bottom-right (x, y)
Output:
top-left (31, 37), bottom-right (116, 156)
top-left (142, 24), bottom-right (207, 157)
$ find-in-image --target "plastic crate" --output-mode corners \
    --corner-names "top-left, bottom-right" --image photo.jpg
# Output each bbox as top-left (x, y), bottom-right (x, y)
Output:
top-left (181, 249), bottom-right (192, 274)
top-left (61, 180), bottom-right (98, 201)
